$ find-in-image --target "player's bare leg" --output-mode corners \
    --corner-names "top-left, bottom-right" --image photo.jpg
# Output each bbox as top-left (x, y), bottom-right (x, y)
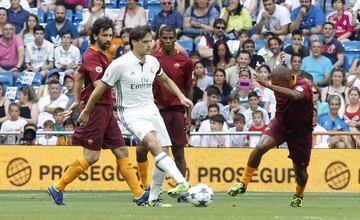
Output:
top-left (227, 135), bottom-right (277, 196)
top-left (290, 164), bottom-right (308, 207)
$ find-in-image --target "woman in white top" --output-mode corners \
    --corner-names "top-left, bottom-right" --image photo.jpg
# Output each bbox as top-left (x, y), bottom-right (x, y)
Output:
top-left (114, 0), bottom-right (147, 36)
top-left (79, 0), bottom-right (105, 36)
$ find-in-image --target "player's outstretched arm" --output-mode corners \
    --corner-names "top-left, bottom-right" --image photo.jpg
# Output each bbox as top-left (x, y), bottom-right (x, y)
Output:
top-left (156, 72), bottom-right (194, 108)
top-left (77, 81), bottom-right (110, 126)
top-left (64, 71), bottom-right (83, 117)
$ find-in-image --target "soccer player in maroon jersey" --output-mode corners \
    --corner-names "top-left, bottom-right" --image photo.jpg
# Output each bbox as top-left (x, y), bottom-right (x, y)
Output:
top-left (135, 25), bottom-right (194, 198)
top-left (47, 17), bottom-right (148, 206)
top-left (227, 65), bottom-right (314, 207)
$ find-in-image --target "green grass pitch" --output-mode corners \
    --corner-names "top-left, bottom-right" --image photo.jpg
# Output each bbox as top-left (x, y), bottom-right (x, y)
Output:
top-left (0, 191), bottom-right (359, 220)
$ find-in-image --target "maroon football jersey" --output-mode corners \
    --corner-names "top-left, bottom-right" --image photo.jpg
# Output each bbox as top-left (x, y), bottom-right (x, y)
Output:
top-left (151, 50), bottom-right (193, 111)
top-left (274, 76), bottom-right (313, 133)
top-left (78, 46), bottom-right (112, 105)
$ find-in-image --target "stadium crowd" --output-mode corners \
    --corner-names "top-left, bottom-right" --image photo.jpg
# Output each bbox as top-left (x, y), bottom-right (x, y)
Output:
top-left (0, 0), bottom-right (360, 148)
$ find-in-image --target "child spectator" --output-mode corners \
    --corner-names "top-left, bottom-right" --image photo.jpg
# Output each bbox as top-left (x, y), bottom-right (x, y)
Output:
top-left (229, 113), bottom-right (248, 147)
top-left (220, 92), bottom-right (246, 126)
top-left (244, 91), bottom-right (270, 127)
top-left (313, 108), bottom-right (329, 148)
top-left (247, 110), bottom-right (267, 148)
top-left (201, 114), bottom-right (231, 148)
top-left (53, 107), bottom-right (65, 131)
top-left (54, 30), bottom-right (80, 74)
top-left (232, 67), bottom-right (253, 108)
top-left (21, 14), bottom-right (38, 46)
top-left (58, 118), bottom-right (74, 145)
top-left (114, 28), bottom-right (131, 59)
top-left (36, 119), bottom-right (58, 145)
top-left (0, 103), bottom-right (27, 144)
top-left (284, 29), bottom-right (310, 58)
top-left (193, 61), bottom-right (213, 91)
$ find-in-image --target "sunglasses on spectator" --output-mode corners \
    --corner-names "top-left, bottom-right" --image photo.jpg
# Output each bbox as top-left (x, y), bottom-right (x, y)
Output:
top-left (216, 26), bottom-right (225, 30)
top-left (162, 2), bottom-right (172, 5)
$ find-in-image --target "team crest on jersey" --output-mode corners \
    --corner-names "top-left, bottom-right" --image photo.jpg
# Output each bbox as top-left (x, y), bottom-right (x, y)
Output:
top-left (95, 66), bottom-right (103, 73)
top-left (295, 86), bottom-right (304, 92)
top-left (174, 62), bottom-right (180, 69)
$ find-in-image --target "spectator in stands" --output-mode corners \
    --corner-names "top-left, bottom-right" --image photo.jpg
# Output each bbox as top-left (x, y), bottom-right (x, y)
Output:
top-left (18, 85), bottom-right (38, 125)
top-left (0, 23), bottom-right (24, 76)
top-left (7, 0), bottom-right (29, 34)
top-left (220, 92), bottom-right (246, 126)
top-left (21, 14), bottom-right (38, 46)
top-left (347, 59), bottom-right (360, 89)
top-left (265, 36), bottom-right (291, 71)
top-left (282, 0), bottom-right (315, 12)
top-left (239, 0), bottom-right (258, 25)
top-left (58, 117), bottom-right (74, 145)
top-left (226, 28), bottom-right (249, 55)
top-left (210, 68), bottom-right (233, 105)
top-left (352, 0), bottom-right (360, 40)
top-left (25, 25), bottom-right (54, 80)
top-left (246, 110), bottom-right (267, 148)
top-left (284, 29), bottom-right (309, 58)
top-left (229, 112), bottom-right (248, 147)
top-left (290, 54), bottom-right (310, 78)
top-left (36, 71), bottom-right (60, 98)
top-left (226, 50), bottom-right (255, 87)
top-left (0, 7), bottom-right (7, 37)
top-left (301, 39), bottom-right (332, 87)
top-left (36, 119), bottom-right (58, 145)
top-left (63, 0), bottom-right (86, 12)
top-left (37, 79), bottom-right (69, 128)
top-left (37, 0), bottom-right (56, 15)
top-left (45, 5), bottom-right (80, 47)
top-left (114, 28), bottom-right (131, 59)
top-left (190, 50), bottom-right (201, 63)
top-left (313, 108), bottom-right (329, 148)
top-left (220, 0), bottom-right (252, 35)
top-left (243, 91), bottom-right (270, 127)
top-left (232, 67), bottom-right (253, 108)
top-left (54, 30), bottom-right (80, 74)
top-left (312, 83), bottom-right (329, 117)
top-left (197, 18), bottom-right (229, 60)
top-left (321, 67), bottom-right (349, 106)
top-left (193, 61), bottom-right (213, 91)
top-left (243, 39), bottom-right (264, 69)
top-left (256, 31), bottom-right (273, 62)
top-left (318, 94), bottom-right (352, 148)
top-left (151, 0), bottom-right (183, 36)
top-left (181, 0), bottom-right (219, 40)
top-left (0, 82), bottom-right (10, 128)
top-left (0, 103), bottom-right (27, 144)
top-left (212, 40), bottom-right (236, 71)
top-left (200, 113), bottom-right (231, 147)
top-left (114, 0), bottom-right (147, 36)
top-left (256, 64), bottom-right (276, 119)
top-left (0, 0), bottom-right (30, 11)
top-left (327, 0), bottom-right (354, 41)
top-left (79, 0), bottom-right (105, 37)
top-left (53, 107), bottom-right (65, 131)
top-left (290, 0), bottom-right (325, 38)
top-left (191, 85), bottom-right (223, 125)
top-left (253, 0), bottom-right (290, 41)
top-left (321, 22), bottom-right (345, 68)
top-left (344, 87), bottom-right (360, 148)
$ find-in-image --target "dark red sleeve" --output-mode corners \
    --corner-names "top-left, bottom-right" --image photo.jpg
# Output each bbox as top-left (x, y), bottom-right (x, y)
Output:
top-left (78, 53), bottom-right (104, 82)
top-left (184, 58), bottom-right (194, 94)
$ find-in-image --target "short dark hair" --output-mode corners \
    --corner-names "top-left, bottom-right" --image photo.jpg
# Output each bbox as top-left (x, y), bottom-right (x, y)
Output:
top-left (291, 53), bottom-right (302, 62)
top-left (268, 36), bottom-right (282, 46)
top-left (292, 29), bottom-right (303, 37)
top-left (33, 25), bottom-right (44, 33)
top-left (206, 85), bottom-right (221, 97)
top-left (242, 39), bottom-right (255, 48)
top-left (43, 120), bottom-right (54, 128)
top-left (129, 25), bottom-right (152, 50)
top-left (210, 114), bottom-right (226, 124)
top-left (213, 18), bottom-right (226, 28)
top-left (48, 79), bottom-right (61, 85)
top-left (233, 113), bottom-right (246, 123)
top-left (248, 91), bottom-right (259, 99)
top-left (236, 49), bottom-right (251, 59)
top-left (208, 103), bottom-right (219, 112)
top-left (9, 102), bottom-right (20, 111)
top-left (159, 25), bottom-right (176, 37)
top-left (324, 22), bottom-right (334, 29)
top-left (61, 30), bottom-right (73, 38)
top-left (331, 0), bottom-right (345, 6)
top-left (252, 110), bottom-right (263, 119)
top-left (54, 107), bottom-right (65, 114)
top-left (63, 118), bottom-right (75, 127)
top-left (90, 17), bottom-right (114, 44)
top-left (227, 92), bottom-right (240, 103)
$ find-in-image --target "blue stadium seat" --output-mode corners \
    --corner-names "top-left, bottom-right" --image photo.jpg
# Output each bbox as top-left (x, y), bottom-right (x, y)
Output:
top-left (106, 0), bottom-right (118, 8)
top-left (146, 2), bottom-right (161, 22)
top-left (343, 51), bottom-right (360, 71)
top-left (255, 39), bottom-right (265, 53)
top-left (0, 72), bottom-right (14, 93)
top-left (283, 39), bottom-right (292, 48)
top-left (80, 39), bottom-right (89, 57)
top-left (118, 0), bottom-right (126, 8)
top-left (66, 9), bottom-right (73, 22)
top-left (177, 40), bottom-right (194, 54)
top-left (342, 41), bottom-right (360, 52)
top-left (37, 8), bottom-right (45, 23)
top-left (74, 9), bottom-right (83, 23)
top-left (15, 72), bottom-right (42, 88)
top-left (47, 10), bottom-right (55, 22)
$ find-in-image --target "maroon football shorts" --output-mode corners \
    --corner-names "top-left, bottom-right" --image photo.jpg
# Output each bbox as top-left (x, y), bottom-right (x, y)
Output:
top-left (73, 104), bottom-right (125, 150)
top-left (263, 119), bottom-right (312, 166)
top-left (160, 110), bottom-right (187, 147)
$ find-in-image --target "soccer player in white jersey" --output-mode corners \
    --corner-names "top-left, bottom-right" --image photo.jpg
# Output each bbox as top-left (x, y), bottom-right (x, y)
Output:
top-left (77, 25), bottom-right (193, 207)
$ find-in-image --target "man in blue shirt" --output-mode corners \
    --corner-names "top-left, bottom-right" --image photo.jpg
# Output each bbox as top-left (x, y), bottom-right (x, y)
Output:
top-left (7, 0), bottom-right (29, 34)
top-left (290, 0), bottom-right (325, 38)
top-left (318, 94), bottom-right (352, 148)
top-left (45, 5), bottom-right (79, 47)
top-left (151, 0), bottom-right (183, 36)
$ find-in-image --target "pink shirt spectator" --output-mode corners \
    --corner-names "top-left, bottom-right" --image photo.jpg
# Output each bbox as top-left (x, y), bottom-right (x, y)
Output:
top-left (63, 0), bottom-right (86, 7)
top-left (115, 6), bottom-right (147, 35)
top-left (0, 35), bottom-right (23, 67)
top-left (326, 11), bottom-right (354, 38)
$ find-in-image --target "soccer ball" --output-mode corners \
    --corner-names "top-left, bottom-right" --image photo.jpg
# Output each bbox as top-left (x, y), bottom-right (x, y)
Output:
top-left (187, 184), bottom-right (214, 207)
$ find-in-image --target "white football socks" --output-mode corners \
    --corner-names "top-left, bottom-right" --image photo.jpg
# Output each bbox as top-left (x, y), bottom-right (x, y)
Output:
top-left (148, 165), bottom-right (165, 201)
top-left (154, 152), bottom-right (186, 184)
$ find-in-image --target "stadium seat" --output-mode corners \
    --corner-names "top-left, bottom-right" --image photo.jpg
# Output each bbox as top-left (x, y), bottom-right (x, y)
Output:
top-left (74, 9), bottom-right (83, 23)
top-left (177, 39), bottom-right (194, 54)
top-left (146, 2), bottom-right (161, 15)
top-left (80, 39), bottom-right (89, 57)
top-left (15, 72), bottom-right (42, 88)
top-left (0, 72), bottom-right (14, 92)
top-left (66, 9), bottom-right (73, 22)
top-left (343, 51), bottom-right (360, 71)
top-left (47, 10), bottom-right (55, 22)
top-left (283, 39), bottom-right (292, 48)
top-left (255, 39), bottom-right (265, 53)
top-left (105, 0), bottom-right (117, 8)
top-left (342, 41), bottom-right (360, 52)
top-left (118, 0), bottom-right (126, 8)
top-left (37, 8), bottom-right (45, 23)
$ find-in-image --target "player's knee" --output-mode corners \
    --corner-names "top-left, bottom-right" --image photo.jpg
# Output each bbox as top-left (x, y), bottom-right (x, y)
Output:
top-left (84, 155), bottom-right (100, 165)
